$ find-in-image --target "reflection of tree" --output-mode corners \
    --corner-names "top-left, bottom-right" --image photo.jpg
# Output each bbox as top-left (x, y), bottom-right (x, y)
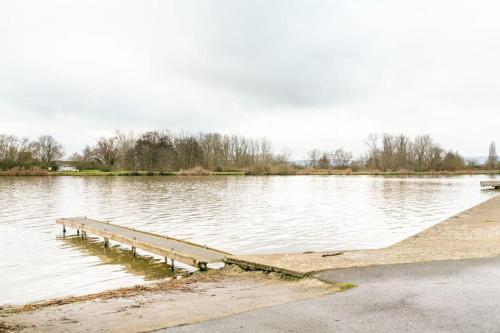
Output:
top-left (59, 236), bottom-right (180, 280)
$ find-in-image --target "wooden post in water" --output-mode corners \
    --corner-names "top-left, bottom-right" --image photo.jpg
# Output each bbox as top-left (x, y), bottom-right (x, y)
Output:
top-left (132, 246), bottom-right (136, 257)
top-left (165, 257), bottom-right (174, 272)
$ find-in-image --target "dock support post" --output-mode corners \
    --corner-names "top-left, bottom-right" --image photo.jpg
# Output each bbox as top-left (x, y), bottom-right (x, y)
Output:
top-left (62, 225), bottom-right (66, 235)
top-left (104, 238), bottom-right (109, 247)
top-left (77, 229), bottom-right (80, 236)
top-left (132, 246), bottom-right (136, 257)
top-left (165, 257), bottom-right (174, 272)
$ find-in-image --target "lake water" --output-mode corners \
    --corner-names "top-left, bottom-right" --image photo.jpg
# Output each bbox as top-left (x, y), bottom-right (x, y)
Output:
top-left (0, 175), bottom-right (498, 305)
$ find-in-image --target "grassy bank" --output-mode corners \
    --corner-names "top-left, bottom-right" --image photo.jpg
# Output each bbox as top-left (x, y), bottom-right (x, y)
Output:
top-left (51, 170), bottom-right (247, 176)
top-left (1, 167), bottom-right (500, 177)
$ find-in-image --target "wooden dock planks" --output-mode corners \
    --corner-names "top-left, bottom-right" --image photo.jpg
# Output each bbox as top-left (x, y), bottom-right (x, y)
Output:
top-left (481, 181), bottom-right (500, 189)
top-left (57, 217), bottom-right (229, 270)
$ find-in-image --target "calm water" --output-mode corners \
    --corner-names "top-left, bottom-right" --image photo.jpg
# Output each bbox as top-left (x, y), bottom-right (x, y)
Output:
top-left (0, 175), bottom-right (498, 305)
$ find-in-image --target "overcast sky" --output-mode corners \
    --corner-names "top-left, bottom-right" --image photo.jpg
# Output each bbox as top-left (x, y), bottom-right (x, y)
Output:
top-left (1, 0), bottom-right (499, 158)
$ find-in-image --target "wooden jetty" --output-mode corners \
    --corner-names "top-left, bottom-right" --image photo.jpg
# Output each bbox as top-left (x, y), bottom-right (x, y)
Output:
top-left (480, 181), bottom-right (500, 189)
top-left (57, 217), bottom-right (230, 270)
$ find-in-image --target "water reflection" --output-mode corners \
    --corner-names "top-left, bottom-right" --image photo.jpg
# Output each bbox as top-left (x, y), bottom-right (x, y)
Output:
top-left (59, 235), bottom-right (180, 280)
top-left (0, 175), bottom-right (498, 305)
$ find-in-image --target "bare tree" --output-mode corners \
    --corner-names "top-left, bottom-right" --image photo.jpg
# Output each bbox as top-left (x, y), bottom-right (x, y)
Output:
top-left (36, 135), bottom-right (64, 168)
top-left (175, 134), bottom-right (203, 170)
top-left (380, 133), bottom-right (395, 171)
top-left (394, 134), bottom-right (410, 170)
top-left (365, 134), bottom-right (379, 170)
top-left (486, 142), bottom-right (498, 170)
top-left (92, 136), bottom-right (120, 169)
top-left (115, 130), bottom-right (136, 170)
top-left (331, 148), bottom-right (353, 169)
top-left (307, 149), bottom-right (321, 168)
top-left (413, 135), bottom-right (433, 171)
top-left (427, 145), bottom-right (444, 171)
top-left (317, 152), bottom-right (331, 169)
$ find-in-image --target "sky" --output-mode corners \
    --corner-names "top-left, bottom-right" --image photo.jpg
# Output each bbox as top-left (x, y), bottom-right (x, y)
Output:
top-left (1, 0), bottom-right (499, 159)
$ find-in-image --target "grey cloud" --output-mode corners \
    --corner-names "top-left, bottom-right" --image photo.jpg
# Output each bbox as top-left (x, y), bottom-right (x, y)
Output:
top-left (0, 0), bottom-right (499, 157)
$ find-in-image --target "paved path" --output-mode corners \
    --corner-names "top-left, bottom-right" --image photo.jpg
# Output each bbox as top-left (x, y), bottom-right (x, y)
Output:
top-left (160, 257), bottom-right (500, 332)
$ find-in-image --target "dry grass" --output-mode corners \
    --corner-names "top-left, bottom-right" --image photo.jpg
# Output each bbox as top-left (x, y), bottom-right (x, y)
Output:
top-left (0, 167), bottom-right (48, 176)
top-left (177, 166), bottom-right (212, 176)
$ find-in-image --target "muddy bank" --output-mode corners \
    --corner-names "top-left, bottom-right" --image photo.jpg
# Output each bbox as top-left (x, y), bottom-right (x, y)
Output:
top-left (0, 268), bottom-right (338, 333)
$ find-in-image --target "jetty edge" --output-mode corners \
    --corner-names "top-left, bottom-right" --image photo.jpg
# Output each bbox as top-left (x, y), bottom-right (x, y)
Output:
top-left (56, 217), bottom-right (230, 270)
top-left (227, 194), bottom-right (500, 277)
top-left (481, 180), bottom-right (500, 189)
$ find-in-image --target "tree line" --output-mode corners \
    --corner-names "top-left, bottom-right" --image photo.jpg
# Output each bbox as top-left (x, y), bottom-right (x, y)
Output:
top-left (68, 130), bottom-right (289, 174)
top-left (0, 134), bottom-right (64, 170)
top-left (0, 131), bottom-right (498, 173)
top-left (306, 134), bottom-right (498, 172)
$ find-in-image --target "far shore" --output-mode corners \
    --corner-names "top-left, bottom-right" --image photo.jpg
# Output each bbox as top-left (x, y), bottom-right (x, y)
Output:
top-left (1, 168), bottom-right (500, 177)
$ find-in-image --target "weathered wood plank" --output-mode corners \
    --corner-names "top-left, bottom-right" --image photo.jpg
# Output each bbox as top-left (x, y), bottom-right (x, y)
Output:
top-left (480, 181), bottom-right (500, 188)
top-left (57, 217), bottom-right (229, 269)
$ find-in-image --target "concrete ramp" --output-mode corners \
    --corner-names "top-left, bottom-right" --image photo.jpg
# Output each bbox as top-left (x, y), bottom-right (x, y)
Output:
top-left (227, 195), bottom-right (500, 277)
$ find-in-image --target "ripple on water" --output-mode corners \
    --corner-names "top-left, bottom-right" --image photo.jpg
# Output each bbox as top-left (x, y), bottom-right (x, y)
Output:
top-left (0, 175), bottom-right (497, 304)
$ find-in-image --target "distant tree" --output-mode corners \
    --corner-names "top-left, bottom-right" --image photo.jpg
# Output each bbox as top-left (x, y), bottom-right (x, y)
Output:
top-left (317, 152), bottom-right (331, 169)
top-left (135, 130), bottom-right (176, 173)
top-left (393, 134), bottom-right (411, 170)
top-left (274, 148), bottom-right (291, 165)
top-left (115, 130), bottom-right (137, 171)
top-left (380, 133), bottom-right (395, 171)
top-left (92, 136), bottom-right (119, 169)
top-left (413, 135), bottom-right (433, 171)
top-left (441, 150), bottom-right (465, 171)
top-left (427, 145), bottom-right (444, 171)
top-left (331, 148), bottom-right (353, 169)
top-left (307, 149), bottom-right (321, 168)
top-left (16, 137), bottom-right (37, 168)
top-left (199, 133), bottom-right (223, 170)
top-left (486, 142), bottom-right (498, 170)
top-left (0, 134), bottom-right (20, 170)
top-left (466, 158), bottom-right (480, 169)
top-left (364, 134), bottom-right (379, 170)
top-left (175, 135), bottom-right (203, 170)
top-left (36, 135), bottom-right (64, 168)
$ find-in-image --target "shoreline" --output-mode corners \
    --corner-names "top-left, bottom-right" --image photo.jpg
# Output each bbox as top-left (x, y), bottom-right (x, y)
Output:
top-left (1, 170), bottom-right (500, 177)
top-left (1, 267), bottom-right (241, 313)
top-left (0, 268), bottom-right (338, 333)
